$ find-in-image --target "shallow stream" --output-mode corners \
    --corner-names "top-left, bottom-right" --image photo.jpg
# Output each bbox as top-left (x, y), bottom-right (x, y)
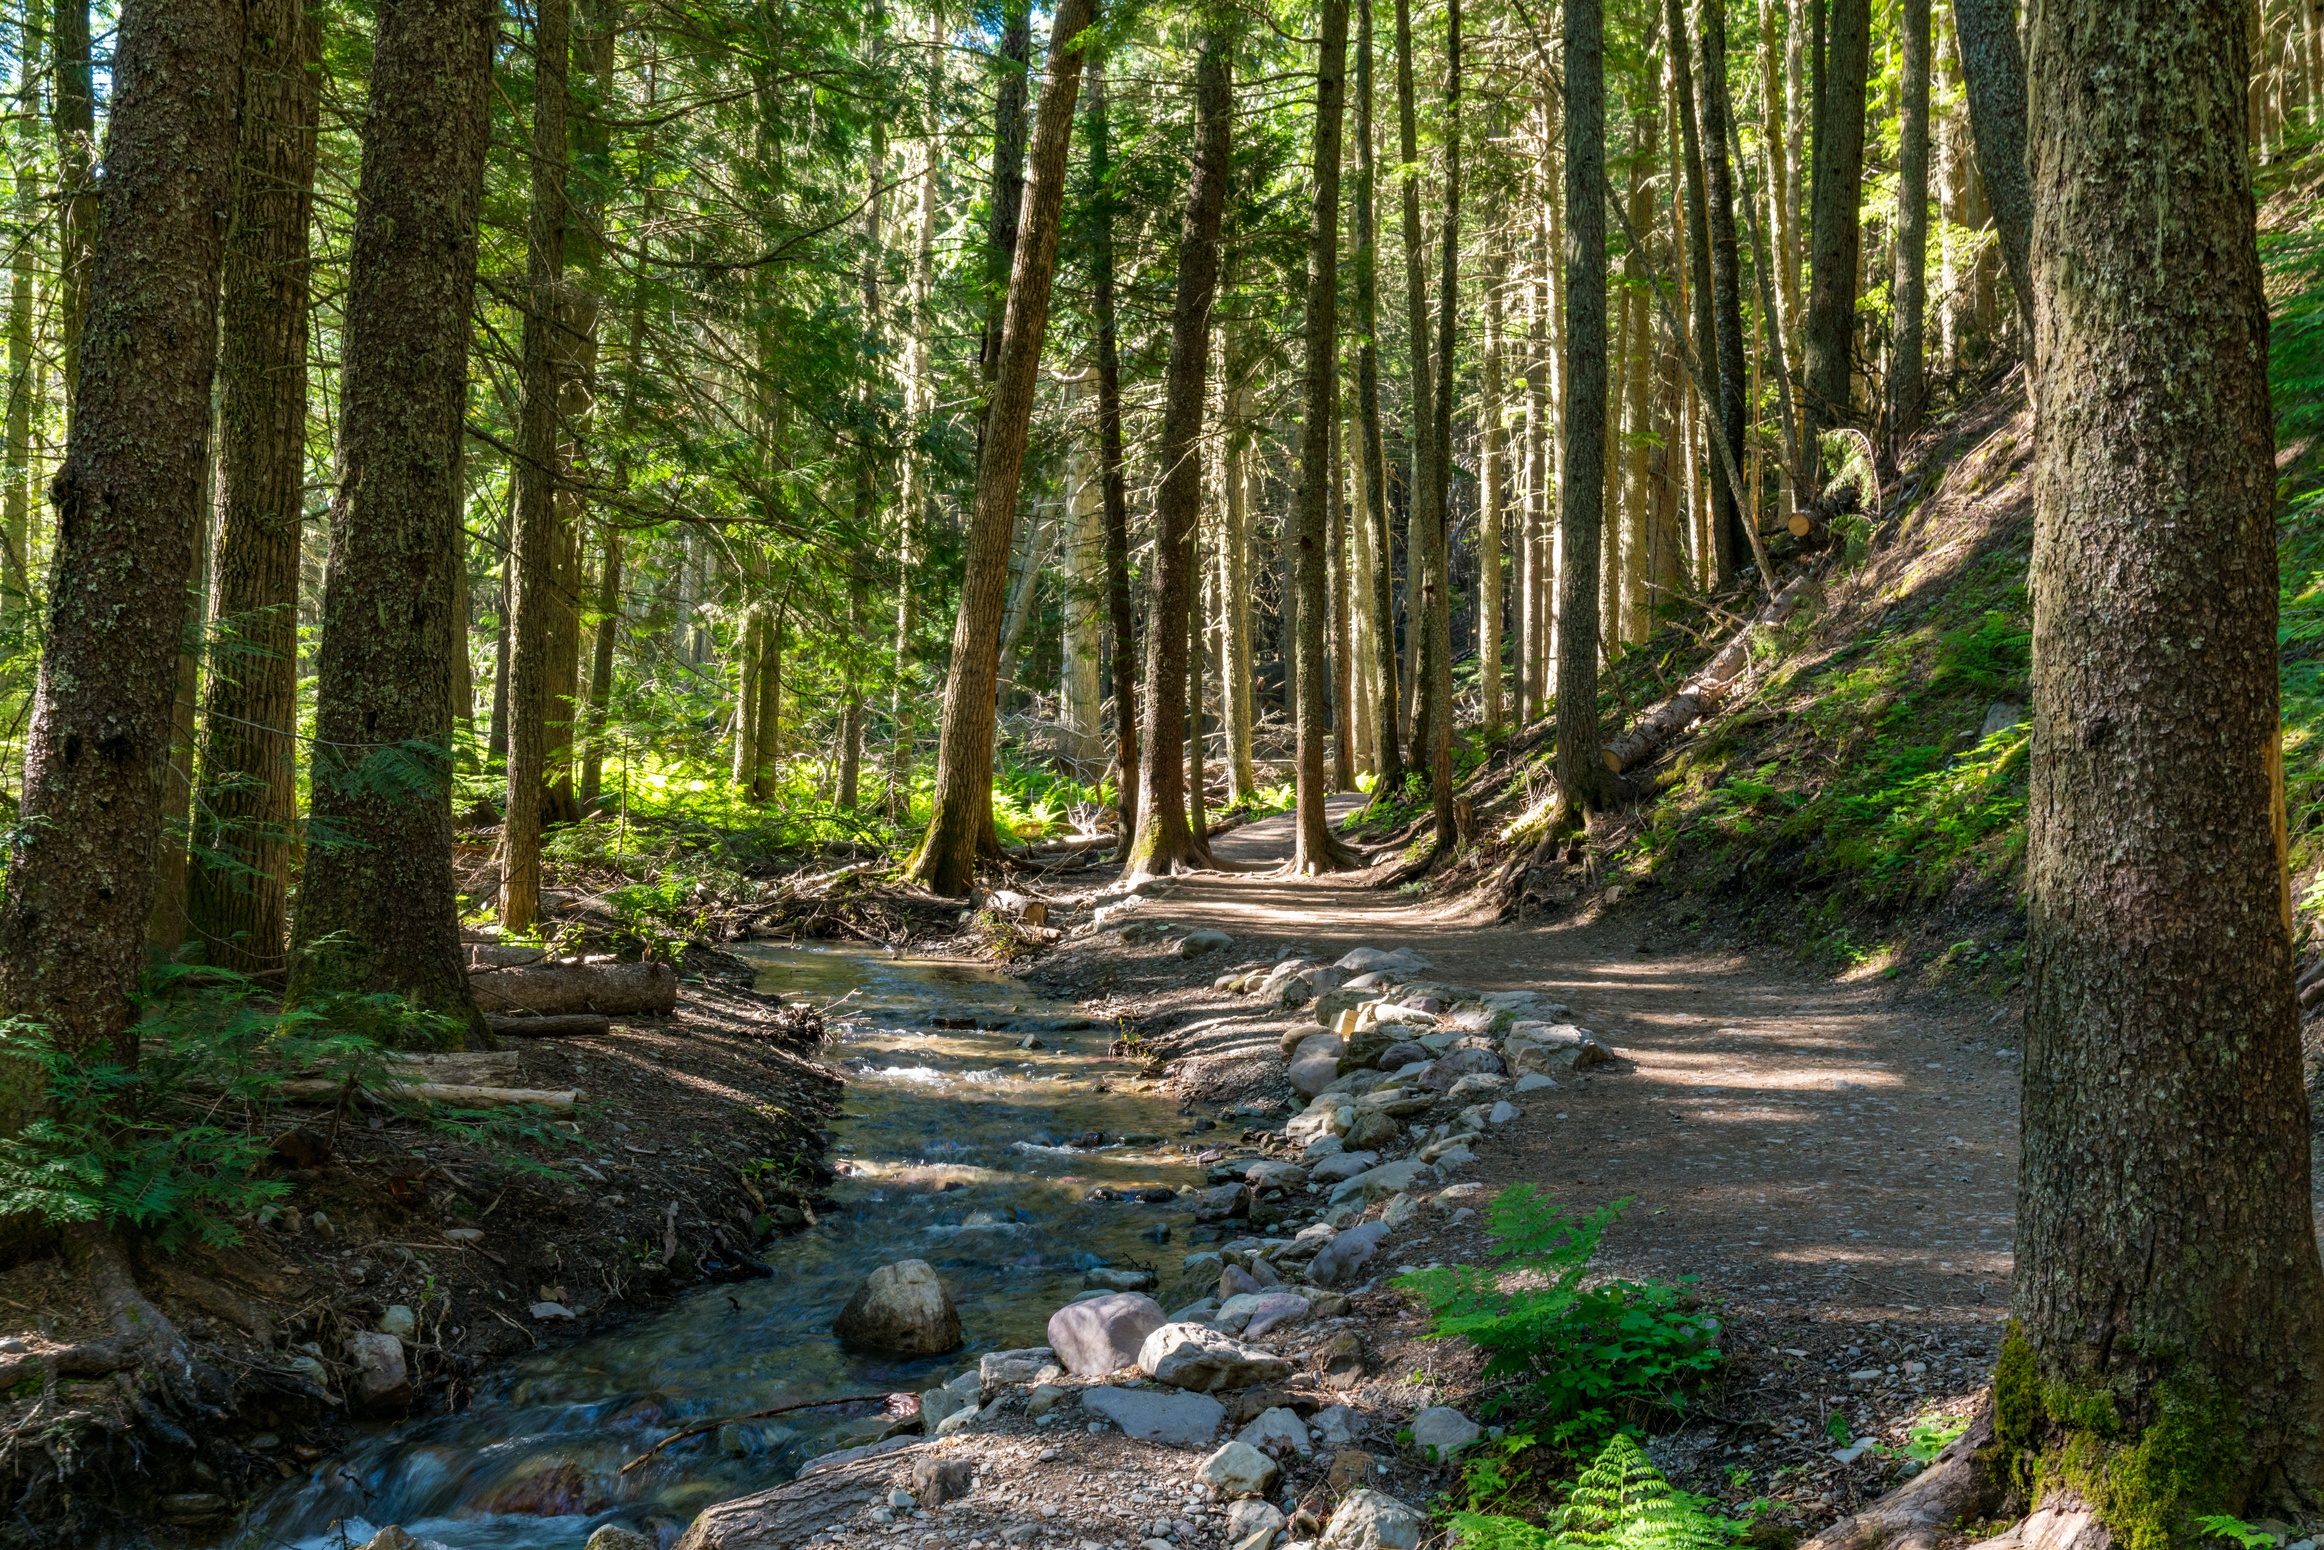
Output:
top-left (223, 945), bottom-right (1206, 1550)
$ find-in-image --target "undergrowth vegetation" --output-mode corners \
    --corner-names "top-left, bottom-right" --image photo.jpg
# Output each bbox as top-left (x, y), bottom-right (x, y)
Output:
top-left (0, 972), bottom-right (577, 1249)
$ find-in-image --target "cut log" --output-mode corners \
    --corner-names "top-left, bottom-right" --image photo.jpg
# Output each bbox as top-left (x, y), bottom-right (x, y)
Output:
top-left (674, 1442), bottom-right (932, 1550)
top-left (278, 1078), bottom-right (580, 1110)
top-left (386, 1049), bottom-right (525, 1083)
top-left (1599, 573), bottom-right (1816, 776)
top-left (485, 1012), bottom-right (612, 1038)
top-left (468, 959), bottom-right (677, 1016)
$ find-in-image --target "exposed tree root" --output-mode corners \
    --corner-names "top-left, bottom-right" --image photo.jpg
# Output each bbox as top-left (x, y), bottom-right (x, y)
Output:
top-left (1801, 1400), bottom-right (2007, 1550)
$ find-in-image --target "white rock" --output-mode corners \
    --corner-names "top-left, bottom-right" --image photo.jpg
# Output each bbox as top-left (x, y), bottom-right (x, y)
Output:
top-left (1307, 1149), bottom-right (1379, 1185)
top-left (1513, 1072), bottom-right (1559, 1093)
top-left (342, 1331), bottom-right (410, 1414)
top-left (1409, 1405), bottom-right (1481, 1457)
top-left (1379, 1193), bottom-right (1421, 1229)
top-left (1310, 1403), bottom-right (1360, 1447)
top-left (1326, 1159), bottom-right (1435, 1204)
top-left (1139, 1323), bottom-right (1294, 1392)
top-left (529, 1301), bottom-right (574, 1320)
top-left (1309, 1220), bottom-right (1391, 1286)
top-left (377, 1305), bottom-right (416, 1340)
top-left (1229, 1500), bottom-right (1290, 1541)
top-left (1488, 1101), bottom-right (1518, 1125)
top-left (1321, 1488), bottom-right (1427, 1549)
top-left (1196, 1439), bottom-right (1282, 1498)
top-left (980, 1347), bottom-right (1056, 1388)
top-left (831, 1260), bottom-right (962, 1355)
top-left (1082, 1385), bottom-right (1227, 1447)
top-left (1237, 1405), bottom-right (1313, 1458)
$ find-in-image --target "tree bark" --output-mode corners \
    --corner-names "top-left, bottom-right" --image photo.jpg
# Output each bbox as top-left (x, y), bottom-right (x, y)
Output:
top-left (3, 33), bottom-right (34, 617)
top-left (1699, 0), bottom-right (1752, 577)
top-left (980, 0), bottom-right (1033, 398)
top-left (1803, 0), bottom-right (1870, 473)
top-left (191, 0), bottom-right (320, 977)
top-left (578, 528), bottom-right (620, 809)
top-left (1888, 0), bottom-right (1930, 448)
top-left (1948, 0), bottom-right (2033, 358)
top-left (49, 0), bottom-right (92, 424)
top-left (1421, 0), bottom-right (1461, 848)
top-left (292, 0), bottom-right (494, 1038)
top-left (907, 0), bottom-right (1095, 896)
top-left (0, 0), bottom-right (239, 1077)
top-left (1555, 0), bottom-right (1613, 819)
top-left (1088, 60), bottom-right (1138, 843)
top-left (2011, 0), bottom-right (2324, 1512)
top-left (1292, 0), bottom-right (1359, 875)
top-left (1330, 412), bottom-right (1353, 788)
top-left (1129, 12), bottom-right (1232, 879)
top-left (1223, 335), bottom-right (1259, 804)
top-left (1354, 0), bottom-right (1405, 801)
top-left (1394, 0), bottom-right (1432, 771)
top-left (1480, 251), bottom-right (1506, 740)
top-left (501, 0), bottom-right (573, 935)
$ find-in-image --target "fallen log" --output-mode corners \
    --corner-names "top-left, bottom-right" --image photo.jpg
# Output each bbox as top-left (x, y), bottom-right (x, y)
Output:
top-left (468, 959), bottom-right (676, 1016)
top-left (278, 1078), bottom-right (581, 1110)
top-left (386, 1049), bottom-right (525, 1083)
top-left (1798, 1401), bottom-right (2004, 1550)
top-left (1599, 572), bottom-right (1815, 776)
top-left (486, 1012), bottom-right (612, 1038)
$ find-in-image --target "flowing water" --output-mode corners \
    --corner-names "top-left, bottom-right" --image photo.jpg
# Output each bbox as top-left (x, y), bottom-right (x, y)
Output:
top-left (222, 945), bottom-right (1205, 1550)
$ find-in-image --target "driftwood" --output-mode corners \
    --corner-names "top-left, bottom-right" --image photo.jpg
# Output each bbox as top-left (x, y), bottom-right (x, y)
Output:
top-left (673, 1442), bottom-right (932, 1550)
top-left (1598, 573), bottom-right (1815, 776)
top-left (278, 1078), bottom-right (581, 1110)
top-left (468, 959), bottom-right (676, 1016)
top-left (485, 1013), bottom-right (611, 1038)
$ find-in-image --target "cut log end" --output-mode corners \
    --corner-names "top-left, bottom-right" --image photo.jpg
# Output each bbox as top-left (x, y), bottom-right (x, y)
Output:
top-left (1788, 510), bottom-right (1815, 537)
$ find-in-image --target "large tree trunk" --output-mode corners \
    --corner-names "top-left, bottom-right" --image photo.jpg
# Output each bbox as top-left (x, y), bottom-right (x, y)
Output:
top-left (890, 25), bottom-right (943, 820)
top-left (1480, 251), bottom-right (1506, 740)
top-left (2008, 0), bottom-right (2324, 1513)
top-left (49, 0), bottom-right (92, 424)
top-left (1223, 336), bottom-right (1260, 804)
top-left (1088, 61), bottom-right (1138, 844)
top-left (292, 0), bottom-right (494, 1038)
top-left (1062, 379), bottom-right (1106, 777)
top-left (1352, 11), bottom-right (1403, 801)
top-left (1394, 0), bottom-right (1432, 771)
top-left (3, 44), bottom-right (32, 617)
top-left (1802, 0), bottom-right (1870, 475)
top-left (1329, 413), bottom-right (1354, 788)
top-left (1699, 0), bottom-right (1752, 578)
top-left (1129, 12), bottom-right (1232, 879)
top-left (1887, 0), bottom-right (1930, 448)
top-left (980, 0), bottom-right (1032, 400)
top-left (1554, 0), bottom-right (1612, 819)
top-left (1292, 0), bottom-right (1359, 875)
top-left (0, 0), bottom-right (239, 1082)
top-left (501, 0), bottom-right (573, 935)
top-left (1419, 0), bottom-right (1461, 848)
top-left (191, 0), bottom-right (320, 978)
top-left (1949, 0), bottom-right (2033, 358)
top-left (906, 0), bottom-right (1095, 896)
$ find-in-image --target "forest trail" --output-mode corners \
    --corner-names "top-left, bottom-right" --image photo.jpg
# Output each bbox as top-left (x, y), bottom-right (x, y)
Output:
top-left (1057, 801), bottom-right (2038, 1391)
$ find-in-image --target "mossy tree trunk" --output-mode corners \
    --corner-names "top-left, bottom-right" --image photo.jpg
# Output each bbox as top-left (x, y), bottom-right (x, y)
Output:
top-left (1128, 10), bottom-right (1232, 880)
top-left (293, 0), bottom-right (494, 1039)
top-left (0, 0), bottom-right (241, 1080)
top-left (2010, 0), bottom-right (2324, 1525)
top-left (907, 0), bottom-right (1095, 896)
top-left (191, 0), bottom-right (321, 977)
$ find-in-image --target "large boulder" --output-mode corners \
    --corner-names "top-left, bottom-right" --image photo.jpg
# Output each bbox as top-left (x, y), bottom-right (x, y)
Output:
top-left (1139, 1323), bottom-right (1295, 1392)
top-left (1196, 1439), bottom-right (1282, 1498)
top-left (1337, 1024), bottom-right (1407, 1074)
top-left (1505, 1023), bottom-right (1614, 1074)
top-left (1308, 1220), bottom-right (1391, 1287)
top-left (1288, 1038), bottom-right (1346, 1097)
top-left (1047, 1292), bottom-right (1167, 1377)
top-left (1342, 1107), bottom-right (1402, 1149)
top-left (1082, 1384), bottom-right (1227, 1447)
top-left (1306, 1150), bottom-right (1379, 1185)
top-left (1419, 1047), bottom-right (1505, 1091)
top-left (1246, 1160), bottom-right (1308, 1190)
top-left (832, 1260), bottom-right (962, 1354)
top-left (1193, 1184), bottom-right (1249, 1222)
top-left (1321, 1488), bottom-right (1427, 1549)
top-left (1286, 1103), bottom-right (1351, 1145)
top-left (1376, 1040), bottom-right (1433, 1073)
top-left (1326, 1160), bottom-right (1435, 1205)
top-left (343, 1331), bottom-right (411, 1414)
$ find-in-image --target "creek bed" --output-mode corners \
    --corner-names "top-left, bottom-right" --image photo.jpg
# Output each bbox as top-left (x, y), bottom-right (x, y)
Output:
top-left (219, 945), bottom-right (1204, 1550)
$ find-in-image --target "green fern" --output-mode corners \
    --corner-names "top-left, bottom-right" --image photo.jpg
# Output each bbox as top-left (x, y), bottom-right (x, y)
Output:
top-left (1449, 1434), bottom-right (1743, 1550)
